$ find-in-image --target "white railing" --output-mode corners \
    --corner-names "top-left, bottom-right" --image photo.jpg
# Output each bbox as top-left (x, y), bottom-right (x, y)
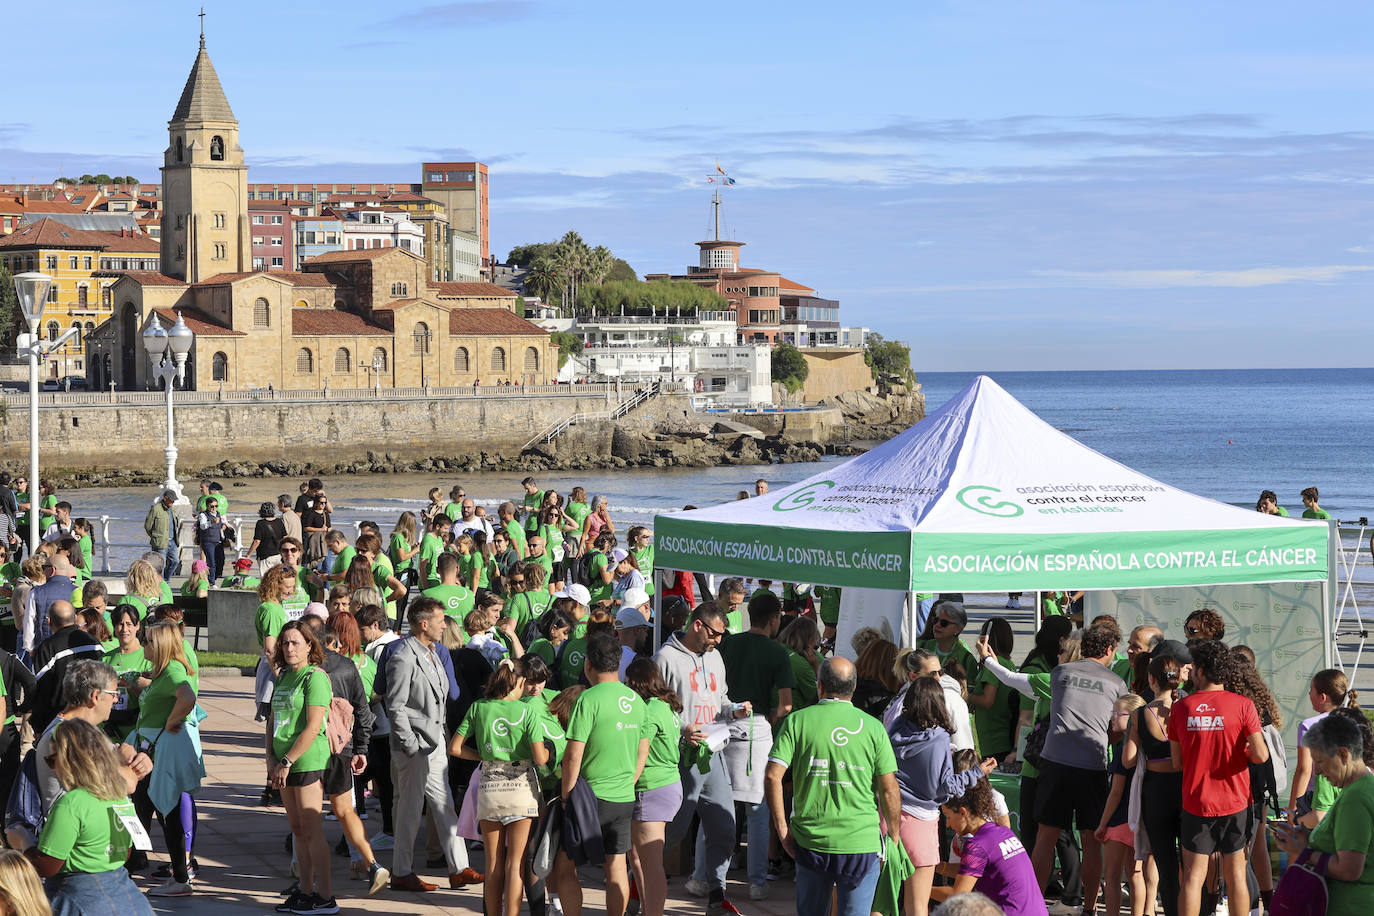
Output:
top-left (523, 381), bottom-right (662, 449)
top-left (3, 382), bottom-right (616, 408)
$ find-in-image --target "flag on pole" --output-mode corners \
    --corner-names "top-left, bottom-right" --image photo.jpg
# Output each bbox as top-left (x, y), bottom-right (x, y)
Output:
top-left (723, 176), bottom-right (736, 185)
top-left (716, 162), bottom-right (726, 174)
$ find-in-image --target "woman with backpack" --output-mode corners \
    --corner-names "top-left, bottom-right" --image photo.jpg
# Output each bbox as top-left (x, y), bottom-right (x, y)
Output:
top-left (1229, 645), bottom-right (1285, 914)
top-left (115, 559), bottom-right (168, 623)
top-left (267, 620), bottom-right (336, 915)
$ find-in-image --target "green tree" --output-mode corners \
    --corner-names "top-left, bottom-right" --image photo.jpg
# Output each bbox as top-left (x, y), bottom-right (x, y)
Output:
top-left (575, 279), bottom-right (727, 316)
top-left (0, 264), bottom-right (17, 345)
top-left (550, 331), bottom-right (582, 368)
top-left (771, 343), bottom-right (810, 394)
top-left (863, 332), bottom-right (915, 387)
top-left (607, 258), bottom-right (637, 283)
top-left (523, 256), bottom-right (562, 309)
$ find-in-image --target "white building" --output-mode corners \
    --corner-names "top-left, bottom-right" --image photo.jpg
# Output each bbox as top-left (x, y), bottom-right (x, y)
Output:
top-left (339, 208), bottom-right (425, 257)
top-left (452, 229), bottom-right (481, 281)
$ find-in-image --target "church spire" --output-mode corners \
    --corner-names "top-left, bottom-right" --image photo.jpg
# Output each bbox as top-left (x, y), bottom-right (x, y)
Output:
top-left (171, 18), bottom-right (235, 124)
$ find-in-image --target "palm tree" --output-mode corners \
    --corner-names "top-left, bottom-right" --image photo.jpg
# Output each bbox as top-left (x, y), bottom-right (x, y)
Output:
top-left (524, 257), bottom-right (562, 312)
top-left (587, 246), bottom-right (613, 288)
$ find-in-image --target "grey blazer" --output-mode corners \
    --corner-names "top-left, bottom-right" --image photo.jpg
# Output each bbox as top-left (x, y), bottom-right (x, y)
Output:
top-left (383, 636), bottom-right (449, 757)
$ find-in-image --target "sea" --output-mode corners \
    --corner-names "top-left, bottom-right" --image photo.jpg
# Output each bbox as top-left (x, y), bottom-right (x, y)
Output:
top-left (66, 367), bottom-right (1374, 573)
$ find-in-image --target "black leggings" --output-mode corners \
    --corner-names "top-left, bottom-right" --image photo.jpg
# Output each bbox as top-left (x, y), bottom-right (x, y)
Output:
top-left (357, 735), bottom-right (394, 835)
top-left (133, 781), bottom-right (192, 883)
top-left (1142, 769), bottom-right (1185, 916)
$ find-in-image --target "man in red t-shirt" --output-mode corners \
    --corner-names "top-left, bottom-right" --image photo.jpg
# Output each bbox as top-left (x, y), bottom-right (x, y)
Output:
top-left (1168, 640), bottom-right (1269, 916)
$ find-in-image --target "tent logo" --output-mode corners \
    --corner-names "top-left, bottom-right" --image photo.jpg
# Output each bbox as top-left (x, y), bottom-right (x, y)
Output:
top-left (956, 485), bottom-right (1024, 518)
top-left (774, 480), bottom-right (836, 512)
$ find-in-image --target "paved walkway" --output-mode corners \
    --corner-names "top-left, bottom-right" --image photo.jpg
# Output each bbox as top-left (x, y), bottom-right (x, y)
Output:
top-left (145, 673), bottom-right (801, 916)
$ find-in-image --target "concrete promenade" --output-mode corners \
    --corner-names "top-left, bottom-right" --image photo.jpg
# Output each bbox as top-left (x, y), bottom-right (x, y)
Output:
top-left (145, 673), bottom-right (800, 916)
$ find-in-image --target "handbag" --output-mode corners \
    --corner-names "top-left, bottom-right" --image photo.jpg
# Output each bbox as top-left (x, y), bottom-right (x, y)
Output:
top-left (1023, 716), bottom-right (1050, 769)
top-left (1270, 848), bottom-right (1329, 916)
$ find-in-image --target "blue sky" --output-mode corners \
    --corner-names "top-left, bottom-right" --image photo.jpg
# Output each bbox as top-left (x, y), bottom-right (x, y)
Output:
top-left (6, 0), bottom-right (1374, 370)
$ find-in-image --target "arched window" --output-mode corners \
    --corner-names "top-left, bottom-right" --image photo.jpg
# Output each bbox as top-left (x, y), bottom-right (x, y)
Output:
top-left (411, 321), bottom-right (431, 355)
top-left (212, 351), bottom-right (229, 381)
top-left (101, 286), bottom-right (112, 306)
top-left (334, 348), bottom-right (351, 373)
top-left (76, 285), bottom-right (88, 307)
top-left (71, 323), bottom-right (83, 347)
top-left (210, 136), bottom-right (224, 161)
top-left (524, 346), bottom-right (539, 373)
top-left (454, 347), bottom-right (470, 372)
top-left (296, 348), bottom-right (313, 374)
top-left (176, 137), bottom-right (184, 162)
top-left (46, 321), bottom-right (59, 342)
top-left (491, 347), bottom-right (507, 372)
top-left (84, 322), bottom-right (94, 337)
top-left (253, 298), bottom-right (270, 327)
top-left (371, 347), bottom-right (388, 371)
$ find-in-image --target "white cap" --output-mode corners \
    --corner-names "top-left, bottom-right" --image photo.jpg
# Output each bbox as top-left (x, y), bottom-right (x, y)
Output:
top-left (619, 586), bottom-right (650, 609)
top-left (610, 548), bottom-right (629, 564)
top-left (554, 583), bottom-right (591, 606)
top-left (615, 607), bottom-right (649, 630)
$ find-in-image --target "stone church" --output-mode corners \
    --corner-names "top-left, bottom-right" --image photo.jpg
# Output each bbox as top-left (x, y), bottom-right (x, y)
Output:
top-left (88, 36), bottom-right (554, 391)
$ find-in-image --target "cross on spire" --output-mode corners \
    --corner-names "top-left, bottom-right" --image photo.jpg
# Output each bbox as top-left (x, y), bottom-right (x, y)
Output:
top-left (198, 6), bottom-right (206, 48)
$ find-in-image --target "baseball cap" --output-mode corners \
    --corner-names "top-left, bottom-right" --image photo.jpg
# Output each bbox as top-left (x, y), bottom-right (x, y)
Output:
top-left (553, 583), bottom-right (591, 606)
top-left (1151, 639), bottom-right (1192, 665)
top-left (234, 557), bottom-right (254, 571)
top-left (191, 559), bottom-right (209, 573)
top-left (303, 602), bottom-right (329, 620)
top-left (619, 587), bottom-right (650, 609)
top-left (615, 607), bottom-right (649, 630)
top-left (610, 548), bottom-right (629, 564)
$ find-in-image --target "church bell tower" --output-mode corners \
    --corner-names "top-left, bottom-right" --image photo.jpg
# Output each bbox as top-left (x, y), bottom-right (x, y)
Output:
top-left (161, 19), bottom-right (249, 282)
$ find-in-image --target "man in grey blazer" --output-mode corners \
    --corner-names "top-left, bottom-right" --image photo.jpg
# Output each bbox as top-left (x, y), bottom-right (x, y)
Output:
top-left (383, 597), bottom-right (483, 892)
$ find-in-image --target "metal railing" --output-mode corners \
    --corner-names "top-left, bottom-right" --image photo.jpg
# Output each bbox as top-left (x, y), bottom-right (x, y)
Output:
top-left (523, 381), bottom-right (662, 449)
top-left (3, 382), bottom-right (617, 408)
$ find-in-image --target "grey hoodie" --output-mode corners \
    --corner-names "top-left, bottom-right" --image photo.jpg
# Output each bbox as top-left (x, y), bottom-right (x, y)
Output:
top-left (654, 630), bottom-right (733, 731)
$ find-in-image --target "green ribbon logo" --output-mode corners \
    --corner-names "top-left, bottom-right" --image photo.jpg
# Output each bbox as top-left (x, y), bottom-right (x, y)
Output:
top-left (955, 485), bottom-right (1024, 518)
top-left (774, 480), bottom-right (836, 512)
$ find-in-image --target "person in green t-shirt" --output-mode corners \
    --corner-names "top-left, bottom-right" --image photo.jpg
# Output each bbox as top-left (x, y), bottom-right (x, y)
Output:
top-left (627, 526), bottom-right (655, 596)
top-left (1300, 486), bottom-right (1333, 520)
top-left (560, 634), bottom-right (649, 916)
top-left (34, 719), bottom-right (149, 909)
top-left (587, 532), bottom-right (618, 608)
top-left (565, 487), bottom-right (591, 531)
top-left (520, 478), bottom-right (545, 534)
top-left (104, 605), bottom-right (151, 741)
top-left (417, 516), bottom-right (451, 590)
top-left (1256, 489), bottom-right (1289, 517)
top-left (451, 656), bottom-right (551, 916)
top-left (498, 502), bottom-right (528, 559)
top-left (267, 620), bottom-right (335, 911)
top-left (717, 577), bottom-right (748, 635)
top-left (967, 618), bottom-right (1018, 762)
top-left (623, 655), bottom-right (684, 916)
top-left (917, 600), bottom-right (979, 684)
top-left (423, 553), bottom-right (475, 620)
top-left (764, 656), bottom-right (900, 911)
top-left (388, 511), bottom-right (420, 574)
top-left (777, 617), bottom-right (821, 711)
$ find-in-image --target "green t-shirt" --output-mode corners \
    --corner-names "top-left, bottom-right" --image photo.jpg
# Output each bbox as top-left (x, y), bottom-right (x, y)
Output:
top-left (419, 533), bottom-right (444, 588)
top-left (1302, 508), bottom-right (1332, 520)
top-left (457, 697), bottom-right (539, 762)
top-left (331, 545), bottom-right (357, 579)
top-left (719, 632), bottom-right (795, 714)
top-left (136, 660), bottom-right (193, 734)
top-left (525, 693), bottom-right (568, 788)
top-left (1308, 772), bottom-right (1374, 915)
top-left (566, 681), bottom-right (646, 803)
top-left (558, 636), bottom-right (588, 690)
top-left (528, 550), bottom-right (554, 578)
top-left (504, 519), bottom-right (527, 556)
top-left (1274, 505), bottom-right (1290, 517)
top-left (255, 601), bottom-right (287, 652)
top-left (180, 579), bottom-right (208, 598)
top-left (565, 501), bottom-right (590, 528)
top-left (352, 652), bottom-right (378, 700)
top-left (77, 534), bottom-right (92, 573)
top-left (458, 551), bottom-right (488, 589)
top-left (1111, 653), bottom-right (1132, 684)
top-left (389, 531), bottom-right (415, 571)
top-left (104, 646), bottom-right (151, 738)
top-left (196, 493), bottom-right (229, 516)
top-left (785, 651), bottom-right (818, 710)
top-left (423, 584), bottom-right (475, 620)
top-left (637, 696), bottom-right (681, 792)
top-left (813, 585), bottom-right (842, 626)
top-left (917, 637), bottom-right (979, 682)
top-left (219, 574), bottom-right (260, 590)
top-left (1017, 658), bottom-right (1055, 779)
top-left (1314, 774), bottom-right (1339, 812)
top-left (372, 553), bottom-right (399, 616)
top-left (115, 593), bottom-right (153, 622)
top-left (271, 665), bottom-right (331, 772)
top-left (588, 551), bottom-right (612, 606)
top-left (972, 654), bottom-right (1017, 758)
top-left (14, 491), bottom-right (28, 531)
top-left (770, 699), bottom-right (897, 854)
top-left (528, 638), bottom-right (557, 667)
top-left (38, 787), bottom-right (137, 874)
top-left (631, 545), bottom-right (655, 595)
top-left (505, 591), bottom-right (541, 634)
top-left (522, 491), bottom-right (545, 531)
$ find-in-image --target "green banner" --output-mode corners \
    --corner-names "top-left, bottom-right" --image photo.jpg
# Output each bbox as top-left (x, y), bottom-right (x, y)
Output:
top-left (654, 517), bottom-right (913, 590)
top-left (911, 526), bottom-right (1328, 592)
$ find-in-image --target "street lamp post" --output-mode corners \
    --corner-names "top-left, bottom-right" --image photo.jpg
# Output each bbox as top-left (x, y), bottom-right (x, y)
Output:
top-left (11, 272), bottom-right (73, 551)
top-left (364, 354), bottom-right (384, 394)
top-left (142, 312), bottom-right (195, 505)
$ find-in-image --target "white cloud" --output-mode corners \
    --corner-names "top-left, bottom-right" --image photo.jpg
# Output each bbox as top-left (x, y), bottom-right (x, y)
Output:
top-left (1030, 266), bottom-right (1374, 288)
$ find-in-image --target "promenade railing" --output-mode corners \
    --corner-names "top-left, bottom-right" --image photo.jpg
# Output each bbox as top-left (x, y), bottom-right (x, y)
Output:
top-left (3, 382), bottom-right (617, 408)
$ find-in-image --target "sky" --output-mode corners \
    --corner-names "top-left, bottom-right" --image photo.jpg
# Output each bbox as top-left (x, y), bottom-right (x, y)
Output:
top-left (5, 0), bottom-right (1374, 371)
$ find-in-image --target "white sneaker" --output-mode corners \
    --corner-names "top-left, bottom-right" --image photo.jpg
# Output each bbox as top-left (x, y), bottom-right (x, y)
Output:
top-left (684, 878), bottom-right (710, 898)
top-left (147, 880), bottom-right (193, 897)
top-left (749, 883), bottom-right (770, 900)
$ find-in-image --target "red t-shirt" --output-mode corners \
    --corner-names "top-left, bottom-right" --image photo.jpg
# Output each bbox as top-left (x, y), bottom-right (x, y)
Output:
top-left (1168, 689), bottom-right (1261, 817)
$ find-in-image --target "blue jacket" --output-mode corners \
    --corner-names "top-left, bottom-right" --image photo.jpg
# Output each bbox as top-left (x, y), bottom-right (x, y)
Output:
top-left (559, 777), bottom-right (605, 867)
top-left (886, 719), bottom-right (982, 812)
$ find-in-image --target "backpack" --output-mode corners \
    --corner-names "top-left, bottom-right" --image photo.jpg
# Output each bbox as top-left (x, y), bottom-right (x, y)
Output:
top-left (568, 551), bottom-right (595, 588)
top-left (325, 694), bottom-right (354, 755)
top-left (1262, 723), bottom-right (1288, 804)
top-left (1270, 848), bottom-right (1329, 916)
top-left (1023, 716), bottom-right (1050, 769)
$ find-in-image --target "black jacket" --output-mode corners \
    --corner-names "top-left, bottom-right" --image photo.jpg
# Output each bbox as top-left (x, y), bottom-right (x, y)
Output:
top-left (30, 627), bottom-right (101, 734)
top-left (322, 648), bottom-right (374, 756)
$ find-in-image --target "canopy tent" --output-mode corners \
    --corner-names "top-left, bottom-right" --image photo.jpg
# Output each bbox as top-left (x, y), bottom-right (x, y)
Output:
top-left (655, 375), bottom-right (1330, 594)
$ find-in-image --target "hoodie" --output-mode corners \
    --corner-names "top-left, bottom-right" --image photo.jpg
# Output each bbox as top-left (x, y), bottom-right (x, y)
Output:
top-left (654, 630), bottom-right (732, 731)
top-left (886, 718), bottom-right (983, 815)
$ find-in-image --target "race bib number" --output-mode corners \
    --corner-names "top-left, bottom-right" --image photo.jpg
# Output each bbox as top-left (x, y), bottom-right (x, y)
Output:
top-left (113, 801), bottom-right (152, 851)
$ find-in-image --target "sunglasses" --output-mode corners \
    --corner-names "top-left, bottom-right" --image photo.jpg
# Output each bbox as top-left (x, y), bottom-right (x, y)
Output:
top-left (282, 547), bottom-right (300, 554)
top-left (934, 618), bottom-right (958, 628)
top-left (510, 578), bottom-right (526, 585)
top-left (699, 620), bottom-right (727, 639)
top-left (1184, 626), bottom-right (1202, 637)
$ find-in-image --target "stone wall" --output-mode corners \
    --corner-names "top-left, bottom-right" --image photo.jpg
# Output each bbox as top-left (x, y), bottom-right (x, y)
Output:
top-left (798, 347), bottom-right (873, 402)
top-left (0, 390), bottom-right (661, 469)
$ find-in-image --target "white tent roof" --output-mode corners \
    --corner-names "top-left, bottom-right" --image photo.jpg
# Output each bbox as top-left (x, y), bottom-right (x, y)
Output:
top-left (654, 375), bottom-right (1329, 591)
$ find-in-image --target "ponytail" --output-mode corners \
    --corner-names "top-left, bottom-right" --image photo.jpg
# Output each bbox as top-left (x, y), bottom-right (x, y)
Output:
top-left (1312, 668), bottom-right (1354, 711)
top-left (484, 657), bottom-right (521, 699)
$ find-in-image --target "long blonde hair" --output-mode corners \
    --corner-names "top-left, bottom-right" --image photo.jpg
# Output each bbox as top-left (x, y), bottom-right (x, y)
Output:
top-left (0, 849), bottom-right (50, 916)
top-left (125, 559), bottom-right (161, 600)
top-left (146, 620), bottom-right (193, 680)
top-left (393, 511), bottom-right (417, 546)
top-left (51, 718), bottom-right (127, 800)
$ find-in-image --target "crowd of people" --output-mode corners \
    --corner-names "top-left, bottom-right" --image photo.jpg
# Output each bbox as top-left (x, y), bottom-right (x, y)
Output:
top-left (0, 473), bottom-right (1364, 916)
